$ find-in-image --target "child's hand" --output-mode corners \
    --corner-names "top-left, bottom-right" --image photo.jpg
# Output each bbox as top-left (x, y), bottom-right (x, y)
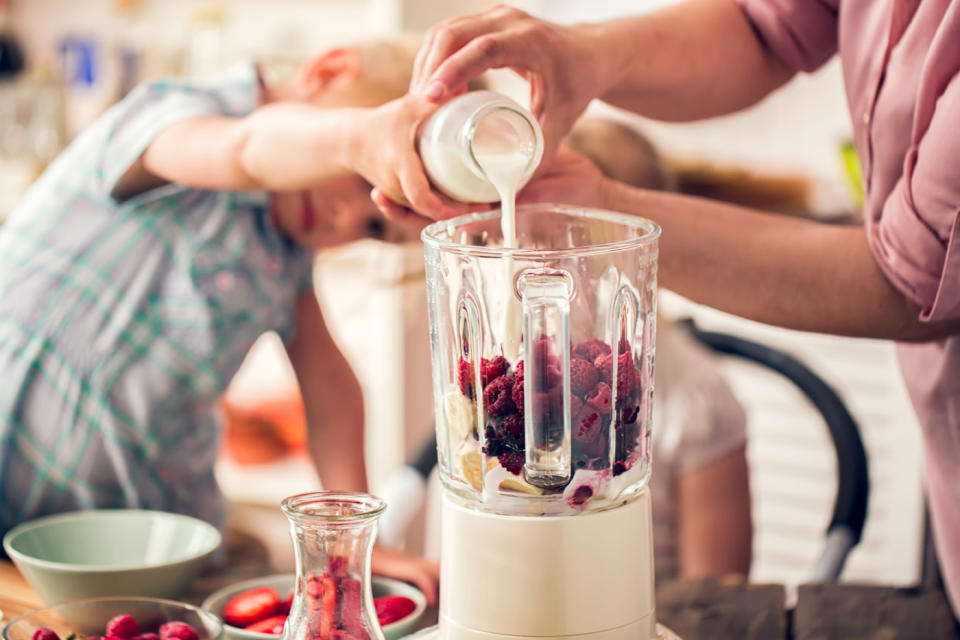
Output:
top-left (350, 94), bottom-right (476, 222)
top-left (518, 146), bottom-right (609, 209)
top-left (372, 545), bottom-right (441, 606)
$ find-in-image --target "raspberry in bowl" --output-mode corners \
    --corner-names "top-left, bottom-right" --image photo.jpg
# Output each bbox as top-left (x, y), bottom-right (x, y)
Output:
top-left (1, 597), bottom-right (222, 640)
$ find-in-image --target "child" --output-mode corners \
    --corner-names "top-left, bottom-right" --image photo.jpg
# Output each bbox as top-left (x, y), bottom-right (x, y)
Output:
top-left (0, 41), bottom-right (445, 601)
top-left (565, 117), bottom-right (753, 581)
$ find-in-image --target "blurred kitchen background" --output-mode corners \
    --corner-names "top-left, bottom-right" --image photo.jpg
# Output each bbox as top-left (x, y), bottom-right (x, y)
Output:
top-left (0, 0), bottom-right (925, 599)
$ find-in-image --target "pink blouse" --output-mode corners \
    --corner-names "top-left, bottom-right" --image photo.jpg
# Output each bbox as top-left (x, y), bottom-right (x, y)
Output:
top-left (738, 0), bottom-right (960, 614)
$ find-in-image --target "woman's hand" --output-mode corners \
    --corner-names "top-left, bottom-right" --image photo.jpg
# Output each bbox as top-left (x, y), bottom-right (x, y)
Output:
top-left (411, 5), bottom-right (608, 157)
top-left (518, 147), bottom-right (610, 209)
top-left (372, 546), bottom-right (441, 607)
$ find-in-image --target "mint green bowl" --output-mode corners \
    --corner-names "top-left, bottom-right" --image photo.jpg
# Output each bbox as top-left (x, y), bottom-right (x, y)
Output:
top-left (2, 596), bottom-right (223, 640)
top-left (2, 510), bottom-right (222, 605)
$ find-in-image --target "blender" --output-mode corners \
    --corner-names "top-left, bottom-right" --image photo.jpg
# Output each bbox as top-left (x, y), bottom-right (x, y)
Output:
top-left (412, 204), bottom-right (678, 639)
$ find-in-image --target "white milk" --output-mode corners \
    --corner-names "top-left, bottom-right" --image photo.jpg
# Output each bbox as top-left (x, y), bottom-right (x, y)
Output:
top-left (417, 141), bottom-right (502, 203)
top-left (474, 150), bottom-right (530, 249)
top-left (475, 149), bottom-right (531, 360)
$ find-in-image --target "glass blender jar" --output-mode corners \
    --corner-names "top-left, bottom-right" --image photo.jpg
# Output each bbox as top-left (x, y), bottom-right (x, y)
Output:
top-left (421, 204), bottom-right (669, 640)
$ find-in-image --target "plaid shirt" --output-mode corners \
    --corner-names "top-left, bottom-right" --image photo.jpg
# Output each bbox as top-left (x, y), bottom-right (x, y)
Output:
top-left (0, 63), bottom-right (314, 538)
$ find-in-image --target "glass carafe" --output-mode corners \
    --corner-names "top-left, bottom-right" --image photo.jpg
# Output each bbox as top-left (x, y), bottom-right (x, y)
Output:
top-left (423, 204), bottom-right (660, 516)
top-left (281, 492), bottom-right (386, 640)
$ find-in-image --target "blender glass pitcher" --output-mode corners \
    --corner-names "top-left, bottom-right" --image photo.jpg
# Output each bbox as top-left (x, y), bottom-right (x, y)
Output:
top-left (423, 204), bottom-right (660, 516)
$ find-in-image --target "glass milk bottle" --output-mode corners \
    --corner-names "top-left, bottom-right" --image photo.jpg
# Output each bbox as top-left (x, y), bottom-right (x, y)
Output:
top-left (418, 90), bottom-right (543, 206)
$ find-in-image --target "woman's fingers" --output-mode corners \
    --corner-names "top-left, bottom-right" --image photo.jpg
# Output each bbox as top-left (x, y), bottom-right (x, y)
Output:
top-left (412, 4), bottom-right (525, 91)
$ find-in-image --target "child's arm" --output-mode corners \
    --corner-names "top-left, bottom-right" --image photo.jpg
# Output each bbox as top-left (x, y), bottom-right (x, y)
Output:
top-left (116, 95), bottom-right (462, 220)
top-left (677, 447), bottom-right (753, 578)
top-left (286, 291), bottom-right (441, 604)
top-left (286, 290), bottom-right (368, 493)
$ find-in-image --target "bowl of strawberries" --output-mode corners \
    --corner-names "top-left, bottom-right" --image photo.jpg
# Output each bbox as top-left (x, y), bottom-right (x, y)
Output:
top-left (201, 574), bottom-right (424, 640)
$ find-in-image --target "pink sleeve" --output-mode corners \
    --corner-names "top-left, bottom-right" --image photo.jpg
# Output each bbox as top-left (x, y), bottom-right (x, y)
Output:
top-left (869, 71), bottom-right (960, 323)
top-left (736, 0), bottom-right (839, 72)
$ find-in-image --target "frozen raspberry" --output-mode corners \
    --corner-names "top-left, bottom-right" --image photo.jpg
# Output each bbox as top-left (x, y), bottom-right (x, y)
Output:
top-left (585, 382), bottom-right (612, 414)
top-left (137, 635), bottom-right (160, 640)
top-left (569, 358), bottom-right (600, 396)
top-left (515, 359), bottom-right (524, 381)
top-left (32, 629), bottom-right (60, 640)
top-left (571, 485), bottom-right (594, 506)
top-left (594, 352), bottom-right (636, 397)
top-left (481, 356), bottom-right (509, 387)
top-left (511, 375), bottom-right (525, 414)
top-left (457, 358), bottom-right (475, 398)
top-left (574, 410), bottom-right (602, 443)
top-left (106, 616), bottom-right (139, 639)
top-left (158, 622), bottom-right (199, 640)
top-left (572, 338), bottom-right (611, 362)
top-left (499, 413), bottom-right (524, 443)
top-left (529, 384), bottom-right (564, 424)
top-left (483, 375), bottom-right (515, 416)
top-left (498, 450), bottom-right (525, 475)
top-left (529, 338), bottom-right (562, 389)
top-left (569, 395), bottom-right (583, 417)
top-left (483, 425), bottom-right (504, 457)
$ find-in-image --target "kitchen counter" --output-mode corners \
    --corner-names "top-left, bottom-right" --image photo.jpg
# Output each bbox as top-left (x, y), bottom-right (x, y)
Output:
top-left (1, 554), bottom-right (956, 639)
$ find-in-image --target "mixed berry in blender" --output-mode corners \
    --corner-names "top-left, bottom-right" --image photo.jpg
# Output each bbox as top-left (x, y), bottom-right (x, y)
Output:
top-left (457, 336), bottom-right (644, 493)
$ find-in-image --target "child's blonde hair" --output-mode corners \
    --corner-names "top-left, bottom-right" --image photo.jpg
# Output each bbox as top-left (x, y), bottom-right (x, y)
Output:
top-left (564, 117), bottom-right (672, 191)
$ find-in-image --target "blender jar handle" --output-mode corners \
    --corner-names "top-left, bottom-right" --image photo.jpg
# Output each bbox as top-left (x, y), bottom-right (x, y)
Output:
top-left (519, 269), bottom-right (573, 489)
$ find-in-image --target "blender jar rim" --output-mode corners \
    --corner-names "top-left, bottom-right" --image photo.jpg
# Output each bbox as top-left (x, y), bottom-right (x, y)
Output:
top-left (421, 204), bottom-right (661, 259)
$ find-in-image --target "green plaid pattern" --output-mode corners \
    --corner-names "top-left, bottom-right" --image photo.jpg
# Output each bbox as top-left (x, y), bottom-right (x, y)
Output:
top-left (0, 63), bottom-right (315, 537)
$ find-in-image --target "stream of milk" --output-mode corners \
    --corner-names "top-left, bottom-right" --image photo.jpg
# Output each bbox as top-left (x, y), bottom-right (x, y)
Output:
top-left (474, 149), bottom-right (531, 360)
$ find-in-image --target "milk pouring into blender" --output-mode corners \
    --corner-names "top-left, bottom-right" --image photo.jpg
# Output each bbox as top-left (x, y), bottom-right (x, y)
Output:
top-left (418, 92), bottom-right (543, 362)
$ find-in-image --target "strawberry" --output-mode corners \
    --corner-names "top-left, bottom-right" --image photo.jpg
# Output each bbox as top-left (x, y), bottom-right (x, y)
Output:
top-left (223, 586), bottom-right (281, 627)
top-left (337, 578), bottom-right (363, 635)
top-left (318, 575), bottom-right (337, 639)
top-left (244, 616), bottom-right (286, 635)
top-left (374, 595), bottom-right (417, 625)
top-left (32, 629), bottom-right (60, 640)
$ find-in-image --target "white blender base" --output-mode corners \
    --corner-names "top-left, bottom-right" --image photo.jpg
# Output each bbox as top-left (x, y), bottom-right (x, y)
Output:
top-left (432, 488), bottom-right (665, 640)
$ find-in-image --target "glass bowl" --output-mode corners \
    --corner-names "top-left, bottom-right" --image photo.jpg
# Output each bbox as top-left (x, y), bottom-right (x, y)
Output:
top-left (2, 596), bottom-right (223, 640)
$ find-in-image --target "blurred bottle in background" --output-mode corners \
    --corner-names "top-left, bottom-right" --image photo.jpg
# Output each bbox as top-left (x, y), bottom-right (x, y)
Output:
top-left (58, 35), bottom-right (113, 139)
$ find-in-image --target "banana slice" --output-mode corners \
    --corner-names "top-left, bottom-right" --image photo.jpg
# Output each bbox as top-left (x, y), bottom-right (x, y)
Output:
top-left (445, 391), bottom-right (477, 444)
top-left (456, 440), bottom-right (543, 496)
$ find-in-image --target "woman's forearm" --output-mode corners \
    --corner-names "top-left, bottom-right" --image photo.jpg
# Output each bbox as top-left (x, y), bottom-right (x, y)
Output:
top-left (602, 180), bottom-right (957, 341)
top-left (584, 0), bottom-right (793, 121)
